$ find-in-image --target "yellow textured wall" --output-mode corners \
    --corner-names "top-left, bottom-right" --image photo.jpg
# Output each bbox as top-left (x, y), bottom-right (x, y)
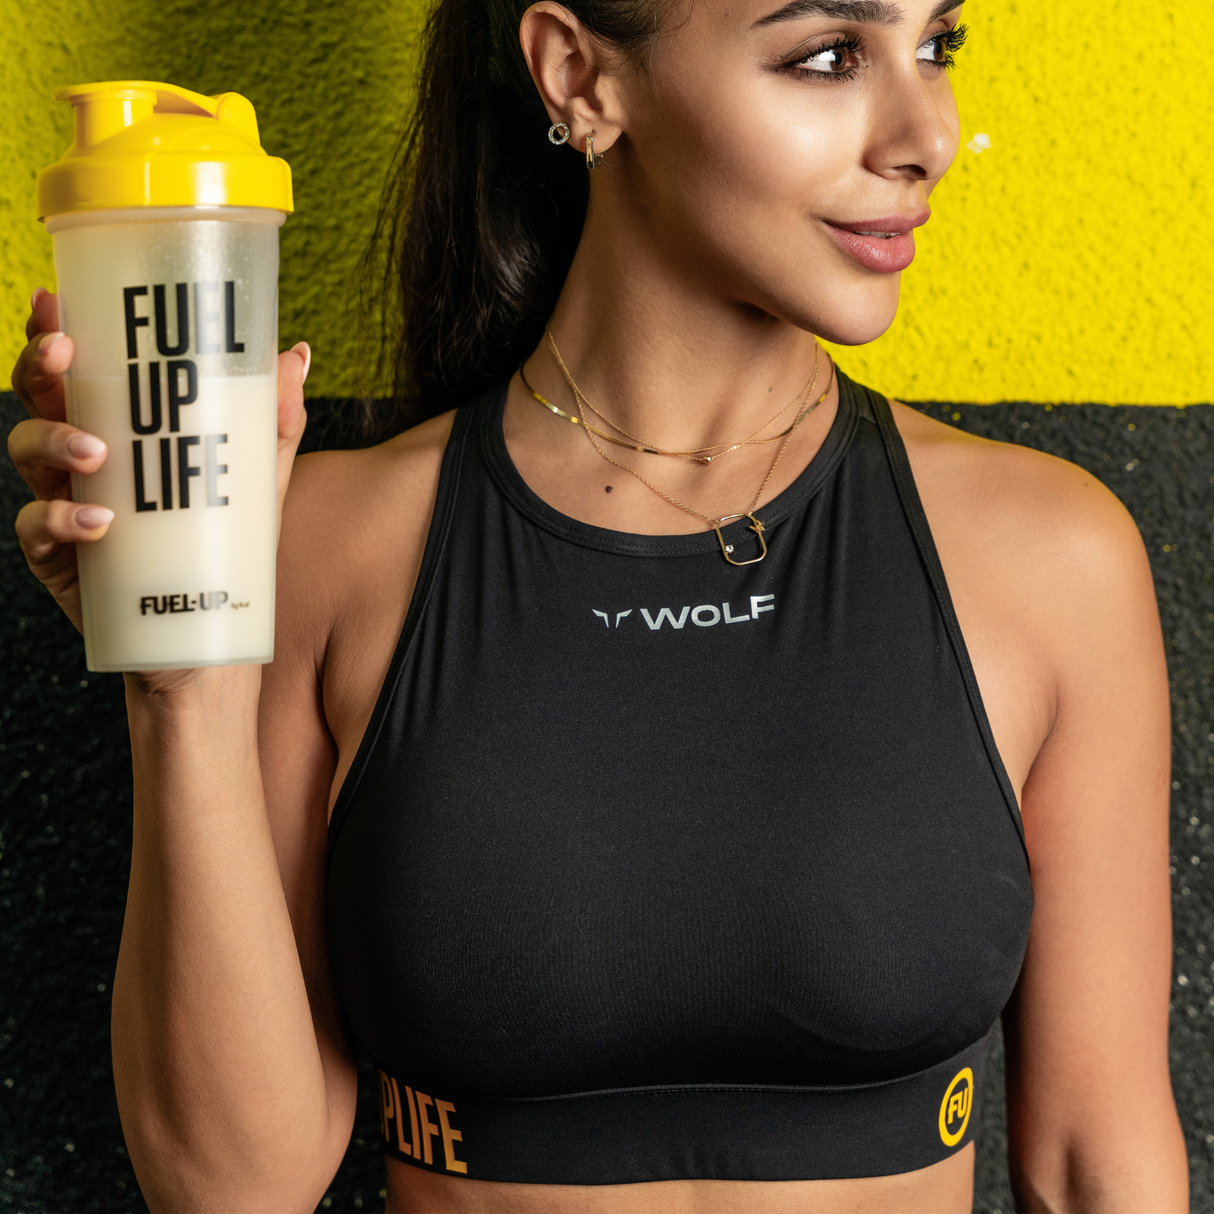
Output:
top-left (1, 0), bottom-right (421, 399)
top-left (826, 3), bottom-right (1214, 404)
top-left (2, 1), bottom-right (1210, 403)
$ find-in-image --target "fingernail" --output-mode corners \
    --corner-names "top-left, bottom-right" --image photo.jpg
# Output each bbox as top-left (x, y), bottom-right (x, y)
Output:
top-left (75, 506), bottom-right (114, 530)
top-left (68, 433), bottom-right (106, 459)
top-left (39, 331), bottom-right (64, 353)
top-left (293, 341), bottom-right (312, 385)
top-left (31, 287), bottom-right (48, 312)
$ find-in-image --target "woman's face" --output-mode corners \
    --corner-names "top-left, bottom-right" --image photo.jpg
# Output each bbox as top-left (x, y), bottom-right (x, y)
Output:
top-left (607, 0), bottom-right (965, 345)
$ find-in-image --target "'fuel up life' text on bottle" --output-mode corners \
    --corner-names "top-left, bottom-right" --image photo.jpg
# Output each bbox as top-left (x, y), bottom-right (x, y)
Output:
top-left (37, 81), bottom-right (293, 671)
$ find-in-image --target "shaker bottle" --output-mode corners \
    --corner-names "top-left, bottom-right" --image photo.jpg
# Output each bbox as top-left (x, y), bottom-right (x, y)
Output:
top-left (36, 81), bottom-right (293, 671)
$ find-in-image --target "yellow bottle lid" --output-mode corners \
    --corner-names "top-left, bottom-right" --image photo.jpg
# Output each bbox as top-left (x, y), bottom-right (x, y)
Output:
top-left (37, 80), bottom-right (293, 220)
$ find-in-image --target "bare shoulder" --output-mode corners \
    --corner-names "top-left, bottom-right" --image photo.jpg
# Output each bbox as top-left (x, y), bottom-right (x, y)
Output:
top-left (283, 409), bottom-right (456, 541)
top-left (889, 400), bottom-right (1150, 600)
top-left (885, 401), bottom-right (1165, 800)
top-left (276, 409), bottom-right (458, 663)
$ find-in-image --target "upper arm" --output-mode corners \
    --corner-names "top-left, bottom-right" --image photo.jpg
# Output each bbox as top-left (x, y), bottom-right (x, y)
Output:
top-left (1004, 492), bottom-right (1185, 1207)
top-left (254, 450), bottom-right (363, 1127)
top-left (250, 418), bottom-right (454, 1127)
top-left (897, 405), bottom-right (1187, 1208)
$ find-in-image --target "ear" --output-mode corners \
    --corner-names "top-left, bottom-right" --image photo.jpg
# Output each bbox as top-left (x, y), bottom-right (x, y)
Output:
top-left (519, 2), bottom-right (627, 158)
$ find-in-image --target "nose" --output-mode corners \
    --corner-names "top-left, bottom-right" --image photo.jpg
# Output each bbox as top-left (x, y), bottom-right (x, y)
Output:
top-left (865, 65), bottom-right (960, 184)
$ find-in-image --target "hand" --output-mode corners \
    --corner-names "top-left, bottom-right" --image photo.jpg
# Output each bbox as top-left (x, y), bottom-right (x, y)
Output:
top-left (8, 287), bottom-right (310, 648)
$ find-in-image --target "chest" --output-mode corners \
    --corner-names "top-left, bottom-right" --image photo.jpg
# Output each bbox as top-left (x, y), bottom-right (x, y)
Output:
top-left (325, 430), bottom-right (1033, 1095)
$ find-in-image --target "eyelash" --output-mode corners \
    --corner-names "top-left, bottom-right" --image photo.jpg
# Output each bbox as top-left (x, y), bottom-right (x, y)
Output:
top-left (791, 23), bottom-right (969, 82)
top-left (927, 23), bottom-right (969, 69)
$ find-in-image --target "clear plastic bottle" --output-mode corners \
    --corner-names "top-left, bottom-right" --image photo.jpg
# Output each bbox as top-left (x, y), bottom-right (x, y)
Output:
top-left (37, 82), bottom-right (293, 671)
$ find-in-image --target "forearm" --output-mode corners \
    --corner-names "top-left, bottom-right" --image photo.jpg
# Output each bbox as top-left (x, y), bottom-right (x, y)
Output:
top-left (112, 666), bottom-right (347, 1212)
top-left (1011, 1142), bottom-right (1189, 1214)
top-left (1008, 1079), bottom-right (1189, 1214)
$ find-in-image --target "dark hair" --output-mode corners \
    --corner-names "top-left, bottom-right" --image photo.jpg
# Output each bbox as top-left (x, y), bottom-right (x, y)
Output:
top-left (355, 0), bottom-right (668, 440)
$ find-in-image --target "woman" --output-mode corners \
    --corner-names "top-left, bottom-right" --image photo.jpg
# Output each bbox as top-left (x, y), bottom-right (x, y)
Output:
top-left (8, 0), bottom-right (1188, 1209)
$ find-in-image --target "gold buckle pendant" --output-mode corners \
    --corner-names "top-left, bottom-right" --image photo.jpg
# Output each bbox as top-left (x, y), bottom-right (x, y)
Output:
top-left (714, 513), bottom-right (767, 566)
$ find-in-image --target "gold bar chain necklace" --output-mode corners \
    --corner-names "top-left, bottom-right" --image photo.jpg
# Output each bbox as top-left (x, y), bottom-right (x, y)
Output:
top-left (521, 336), bottom-right (834, 566)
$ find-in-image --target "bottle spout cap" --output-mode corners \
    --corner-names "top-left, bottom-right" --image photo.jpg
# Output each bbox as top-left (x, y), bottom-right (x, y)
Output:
top-left (38, 80), bottom-right (291, 219)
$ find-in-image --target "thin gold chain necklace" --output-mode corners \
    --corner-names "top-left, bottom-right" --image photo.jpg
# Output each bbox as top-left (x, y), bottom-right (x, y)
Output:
top-left (545, 329), bottom-right (820, 464)
top-left (575, 360), bottom-right (835, 566)
top-left (520, 363), bottom-right (686, 457)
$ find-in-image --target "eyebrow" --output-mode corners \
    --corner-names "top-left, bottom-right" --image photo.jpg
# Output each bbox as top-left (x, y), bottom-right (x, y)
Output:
top-left (753, 0), bottom-right (962, 29)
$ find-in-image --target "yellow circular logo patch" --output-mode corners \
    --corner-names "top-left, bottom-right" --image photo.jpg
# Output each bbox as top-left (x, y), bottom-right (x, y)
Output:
top-left (938, 1067), bottom-right (974, 1147)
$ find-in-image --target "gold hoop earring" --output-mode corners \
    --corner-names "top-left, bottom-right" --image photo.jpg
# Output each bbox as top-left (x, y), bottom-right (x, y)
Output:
top-left (585, 132), bottom-right (598, 170)
top-left (548, 122), bottom-right (570, 145)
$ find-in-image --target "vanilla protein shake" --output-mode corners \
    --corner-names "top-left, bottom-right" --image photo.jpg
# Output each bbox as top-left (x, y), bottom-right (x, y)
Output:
top-left (37, 82), bottom-right (292, 670)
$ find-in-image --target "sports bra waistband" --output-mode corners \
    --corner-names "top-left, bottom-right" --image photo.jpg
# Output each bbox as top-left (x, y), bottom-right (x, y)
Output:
top-left (374, 1029), bottom-right (991, 1183)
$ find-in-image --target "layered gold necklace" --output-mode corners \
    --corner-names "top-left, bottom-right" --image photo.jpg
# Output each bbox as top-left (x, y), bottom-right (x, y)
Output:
top-left (520, 332), bottom-right (834, 566)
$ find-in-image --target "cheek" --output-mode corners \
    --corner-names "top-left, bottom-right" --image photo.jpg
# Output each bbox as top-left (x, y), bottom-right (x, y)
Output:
top-left (628, 77), bottom-right (901, 343)
top-left (725, 91), bottom-right (864, 208)
top-left (675, 88), bottom-right (862, 229)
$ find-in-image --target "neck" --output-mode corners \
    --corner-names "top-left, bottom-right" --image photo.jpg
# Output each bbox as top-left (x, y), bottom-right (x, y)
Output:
top-left (536, 190), bottom-right (823, 451)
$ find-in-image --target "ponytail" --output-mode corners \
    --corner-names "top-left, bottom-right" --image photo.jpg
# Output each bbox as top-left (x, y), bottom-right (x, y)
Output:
top-left (356, 0), bottom-right (668, 440)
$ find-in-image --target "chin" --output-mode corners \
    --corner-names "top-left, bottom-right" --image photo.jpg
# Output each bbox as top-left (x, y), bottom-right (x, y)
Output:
top-left (789, 275), bottom-right (902, 348)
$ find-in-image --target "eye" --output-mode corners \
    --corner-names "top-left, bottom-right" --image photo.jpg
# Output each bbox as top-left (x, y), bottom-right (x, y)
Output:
top-left (917, 24), bottom-right (968, 69)
top-left (796, 38), bottom-right (862, 77)
top-left (916, 35), bottom-right (946, 65)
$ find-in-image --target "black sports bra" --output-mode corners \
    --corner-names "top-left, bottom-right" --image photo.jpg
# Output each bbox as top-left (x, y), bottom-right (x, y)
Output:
top-left (325, 372), bottom-right (1033, 1183)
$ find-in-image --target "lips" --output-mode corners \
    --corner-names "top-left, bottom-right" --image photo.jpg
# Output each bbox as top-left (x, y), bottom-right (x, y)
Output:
top-left (823, 212), bottom-right (930, 273)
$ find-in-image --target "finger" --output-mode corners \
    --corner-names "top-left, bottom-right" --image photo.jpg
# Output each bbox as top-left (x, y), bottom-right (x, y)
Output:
top-left (25, 288), bottom-right (60, 342)
top-left (277, 343), bottom-right (309, 466)
top-left (278, 341), bottom-right (310, 441)
top-left (15, 497), bottom-right (113, 567)
top-left (11, 330), bottom-right (75, 422)
top-left (273, 343), bottom-right (310, 532)
top-left (7, 417), bottom-right (107, 501)
top-left (276, 342), bottom-right (310, 464)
